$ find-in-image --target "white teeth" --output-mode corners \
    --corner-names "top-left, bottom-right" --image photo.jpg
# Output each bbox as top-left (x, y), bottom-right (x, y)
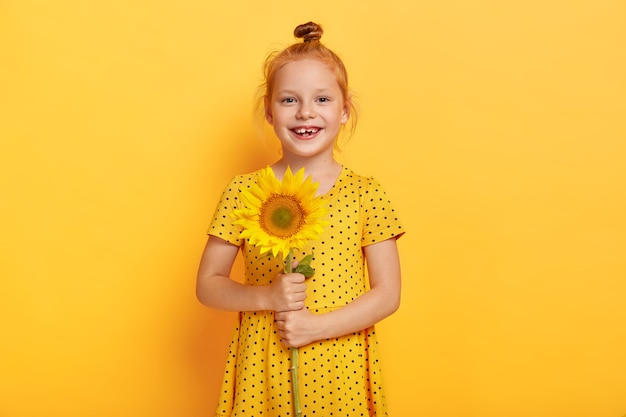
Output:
top-left (294, 128), bottom-right (319, 134)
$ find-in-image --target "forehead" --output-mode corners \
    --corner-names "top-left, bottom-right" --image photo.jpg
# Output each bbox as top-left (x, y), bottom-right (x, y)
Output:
top-left (273, 59), bottom-right (340, 91)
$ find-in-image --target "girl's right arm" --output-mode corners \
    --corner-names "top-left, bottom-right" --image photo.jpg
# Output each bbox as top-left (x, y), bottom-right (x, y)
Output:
top-left (196, 236), bottom-right (307, 312)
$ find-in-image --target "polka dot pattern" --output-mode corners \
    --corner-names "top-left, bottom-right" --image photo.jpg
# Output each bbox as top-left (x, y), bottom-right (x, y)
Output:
top-left (208, 166), bottom-right (404, 417)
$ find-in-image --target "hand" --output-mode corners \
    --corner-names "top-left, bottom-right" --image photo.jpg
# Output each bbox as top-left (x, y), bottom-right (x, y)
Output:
top-left (274, 308), bottom-right (320, 348)
top-left (268, 272), bottom-right (306, 312)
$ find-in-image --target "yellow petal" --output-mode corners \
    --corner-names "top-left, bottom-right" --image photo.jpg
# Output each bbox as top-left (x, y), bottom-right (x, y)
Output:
top-left (233, 165), bottom-right (329, 260)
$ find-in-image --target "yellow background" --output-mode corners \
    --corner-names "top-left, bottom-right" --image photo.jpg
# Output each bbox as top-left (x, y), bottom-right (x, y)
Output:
top-left (1, 1), bottom-right (625, 416)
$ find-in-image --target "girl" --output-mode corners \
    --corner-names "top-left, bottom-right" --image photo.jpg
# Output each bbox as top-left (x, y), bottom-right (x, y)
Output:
top-left (196, 22), bottom-right (404, 417)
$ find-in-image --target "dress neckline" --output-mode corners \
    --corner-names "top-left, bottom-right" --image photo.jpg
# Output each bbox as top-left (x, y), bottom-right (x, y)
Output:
top-left (321, 165), bottom-right (346, 200)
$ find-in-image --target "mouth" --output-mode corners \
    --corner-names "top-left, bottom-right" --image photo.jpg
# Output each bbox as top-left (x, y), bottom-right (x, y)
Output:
top-left (291, 126), bottom-right (322, 139)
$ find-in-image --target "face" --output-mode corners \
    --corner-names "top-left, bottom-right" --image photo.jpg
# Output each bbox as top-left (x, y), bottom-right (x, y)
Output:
top-left (265, 59), bottom-right (350, 161)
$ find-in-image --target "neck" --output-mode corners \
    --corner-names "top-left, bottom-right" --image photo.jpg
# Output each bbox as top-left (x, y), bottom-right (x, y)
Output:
top-left (271, 155), bottom-right (342, 195)
top-left (273, 154), bottom-right (340, 178)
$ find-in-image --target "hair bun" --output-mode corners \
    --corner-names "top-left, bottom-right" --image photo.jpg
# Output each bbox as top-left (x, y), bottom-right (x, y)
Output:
top-left (294, 22), bottom-right (323, 42)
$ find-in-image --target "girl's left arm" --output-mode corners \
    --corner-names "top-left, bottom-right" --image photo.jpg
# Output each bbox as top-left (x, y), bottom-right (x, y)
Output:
top-left (274, 237), bottom-right (401, 348)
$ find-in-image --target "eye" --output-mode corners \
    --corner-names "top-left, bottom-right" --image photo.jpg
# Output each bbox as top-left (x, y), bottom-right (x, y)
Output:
top-left (280, 97), bottom-right (296, 104)
top-left (317, 97), bottom-right (331, 103)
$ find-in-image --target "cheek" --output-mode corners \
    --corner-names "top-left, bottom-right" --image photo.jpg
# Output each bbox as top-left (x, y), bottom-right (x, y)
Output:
top-left (270, 109), bottom-right (287, 125)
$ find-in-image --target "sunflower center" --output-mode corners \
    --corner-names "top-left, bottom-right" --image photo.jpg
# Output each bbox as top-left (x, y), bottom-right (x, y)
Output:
top-left (260, 194), bottom-right (306, 238)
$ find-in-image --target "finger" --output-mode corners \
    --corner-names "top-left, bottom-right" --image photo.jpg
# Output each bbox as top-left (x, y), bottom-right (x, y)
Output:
top-left (281, 302), bottom-right (303, 312)
top-left (286, 273), bottom-right (305, 283)
top-left (293, 292), bottom-right (306, 301)
top-left (288, 284), bottom-right (306, 295)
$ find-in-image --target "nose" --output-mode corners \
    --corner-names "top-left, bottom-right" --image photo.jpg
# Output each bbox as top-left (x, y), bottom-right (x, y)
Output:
top-left (296, 103), bottom-right (316, 119)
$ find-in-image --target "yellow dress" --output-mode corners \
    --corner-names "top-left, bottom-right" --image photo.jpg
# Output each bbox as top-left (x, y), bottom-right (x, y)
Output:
top-left (208, 166), bottom-right (405, 417)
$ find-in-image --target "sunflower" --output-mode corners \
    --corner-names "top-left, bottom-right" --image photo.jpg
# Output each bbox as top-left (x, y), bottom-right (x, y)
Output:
top-left (232, 166), bottom-right (329, 260)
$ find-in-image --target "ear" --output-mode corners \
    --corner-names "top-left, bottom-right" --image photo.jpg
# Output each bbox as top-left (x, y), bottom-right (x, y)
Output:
top-left (264, 96), bottom-right (273, 125)
top-left (340, 95), bottom-right (351, 124)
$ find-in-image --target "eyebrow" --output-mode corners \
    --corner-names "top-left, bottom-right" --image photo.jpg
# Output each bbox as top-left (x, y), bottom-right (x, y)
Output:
top-left (276, 88), bottom-right (334, 95)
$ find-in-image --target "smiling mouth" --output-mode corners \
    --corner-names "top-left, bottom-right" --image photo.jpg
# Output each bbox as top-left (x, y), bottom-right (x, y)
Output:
top-left (292, 127), bottom-right (321, 138)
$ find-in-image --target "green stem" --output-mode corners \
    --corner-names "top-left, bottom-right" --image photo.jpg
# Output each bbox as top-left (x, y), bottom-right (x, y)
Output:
top-left (291, 347), bottom-right (302, 417)
top-left (284, 249), bottom-right (302, 417)
top-left (284, 250), bottom-right (293, 274)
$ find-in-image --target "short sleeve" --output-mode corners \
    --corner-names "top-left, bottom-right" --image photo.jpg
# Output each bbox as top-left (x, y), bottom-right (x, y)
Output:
top-left (361, 177), bottom-right (405, 246)
top-left (207, 176), bottom-right (246, 246)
